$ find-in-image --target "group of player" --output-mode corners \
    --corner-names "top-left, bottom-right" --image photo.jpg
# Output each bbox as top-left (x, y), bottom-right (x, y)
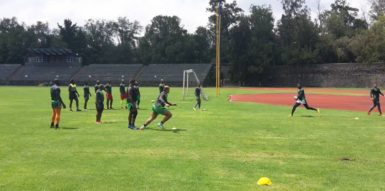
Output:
top-left (50, 79), bottom-right (383, 130)
top-left (49, 78), bottom-right (203, 130)
top-left (290, 83), bottom-right (384, 116)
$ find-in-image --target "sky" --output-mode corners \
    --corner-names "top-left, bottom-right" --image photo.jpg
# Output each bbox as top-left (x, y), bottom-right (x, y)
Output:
top-left (0, 0), bottom-right (371, 33)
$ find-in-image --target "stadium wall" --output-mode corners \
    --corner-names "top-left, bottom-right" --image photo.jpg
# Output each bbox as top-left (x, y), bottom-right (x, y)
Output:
top-left (261, 63), bottom-right (385, 88)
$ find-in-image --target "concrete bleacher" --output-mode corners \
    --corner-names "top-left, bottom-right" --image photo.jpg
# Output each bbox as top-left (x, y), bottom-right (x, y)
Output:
top-left (137, 64), bottom-right (212, 86)
top-left (3, 63), bottom-right (212, 86)
top-left (0, 64), bottom-right (22, 84)
top-left (72, 64), bottom-right (143, 85)
top-left (9, 63), bottom-right (82, 85)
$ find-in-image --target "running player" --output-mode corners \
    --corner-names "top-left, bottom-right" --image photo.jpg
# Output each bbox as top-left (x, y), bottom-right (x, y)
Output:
top-left (368, 83), bottom-right (384, 116)
top-left (193, 82), bottom-right (201, 111)
top-left (290, 83), bottom-right (320, 116)
top-left (159, 79), bottom-right (165, 93)
top-left (83, 82), bottom-right (91, 111)
top-left (94, 80), bottom-right (101, 93)
top-left (127, 80), bottom-right (138, 130)
top-left (119, 79), bottom-right (128, 110)
top-left (50, 79), bottom-right (66, 129)
top-left (134, 80), bottom-right (141, 109)
top-left (68, 79), bottom-right (81, 111)
top-left (95, 85), bottom-right (105, 124)
top-left (105, 80), bottom-right (113, 110)
top-left (140, 86), bottom-right (177, 130)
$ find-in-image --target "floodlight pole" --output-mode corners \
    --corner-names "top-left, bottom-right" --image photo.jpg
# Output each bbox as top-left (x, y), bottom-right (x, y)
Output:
top-left (215, 1), bottom-right (222, 97)
top-left (182, 70), bottom-right (186, 100)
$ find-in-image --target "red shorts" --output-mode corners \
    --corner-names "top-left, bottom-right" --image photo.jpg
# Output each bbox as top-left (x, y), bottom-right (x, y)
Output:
top-left (106, 93), bottom-right (113, 100)
top-left (120, 93), bottom-right (127, 100)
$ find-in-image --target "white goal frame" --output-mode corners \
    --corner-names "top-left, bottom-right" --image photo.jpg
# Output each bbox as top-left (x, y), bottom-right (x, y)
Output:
top-left (182, 69), bottom-right (208, 101)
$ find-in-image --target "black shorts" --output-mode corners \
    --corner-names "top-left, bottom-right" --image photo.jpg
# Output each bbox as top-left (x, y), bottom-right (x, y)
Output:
top-left (84, 96), bottom-right (89, 101)
top-left (69, 94), bottom-right (77, 100)
top-left (373, 99), bottom-right (380, 105)
top-left (96, 104), bottom-right (104, 112)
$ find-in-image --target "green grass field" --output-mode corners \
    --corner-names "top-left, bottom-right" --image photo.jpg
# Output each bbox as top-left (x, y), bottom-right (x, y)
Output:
top-left (0, 86), bottom-right (384, 191)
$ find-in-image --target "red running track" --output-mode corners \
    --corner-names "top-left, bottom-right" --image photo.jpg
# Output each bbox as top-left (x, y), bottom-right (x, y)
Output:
top-left (227, 88), bottom-right (367, 95)
top-left (229, 93), bottom-right (376, 112)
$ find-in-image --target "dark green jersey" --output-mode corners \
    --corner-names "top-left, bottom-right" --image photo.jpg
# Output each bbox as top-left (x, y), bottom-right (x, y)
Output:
top-left (133, 85), bottom-right (140, 101)
top-left (127, 85), bottom-right (138, 103)
top-left (83, 86), bottom-right (90, 97)
top-left (105, 84), bottom-right (112, 94)
top-left (370, 87), bottom-right (384, 100)
top-left (69, 83), bottom-right (78, 96)
top-left (297, 88), bottom-right (305, 100)
top-left (94, 84), bottom-right (100, 93)
top-left (155, 91), bottom-right (172, 107)
top-left (119, 83), bottom-right (126, 94)
top-left (51, 84), bottom-right (63, 104)
top-left (159, 83), bottom-right (165, 93)
top-left (195, 87), bottom-right (201, 97)
top-left (95, 89), bottom-right (104, 105)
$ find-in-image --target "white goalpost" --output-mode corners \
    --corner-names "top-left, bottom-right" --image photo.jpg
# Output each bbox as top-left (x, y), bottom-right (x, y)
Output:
top-left (182, 69), bottom-right (209, 101)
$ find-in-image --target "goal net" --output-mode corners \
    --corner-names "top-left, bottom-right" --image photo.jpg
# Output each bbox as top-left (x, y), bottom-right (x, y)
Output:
top-left (182, 69), bottom-right (209, 101)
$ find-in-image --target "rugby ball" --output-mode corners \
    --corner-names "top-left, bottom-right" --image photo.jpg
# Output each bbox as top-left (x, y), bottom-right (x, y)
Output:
top-left (293, 96), bottom-right (298, 100)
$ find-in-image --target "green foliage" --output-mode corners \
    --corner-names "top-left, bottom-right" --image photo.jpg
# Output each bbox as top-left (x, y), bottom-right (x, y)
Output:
top-left (2, 0), bottom-right (385, 84)
top-left (138, 16), bottom-right (188, 64)
top-left (278, 0), bottom-right (320, 66)
top-left (229, 5), bottom-right (275, 85)
top-left (207, 0), bottom-right (244, 63)
top-left (350, 15), bottom-right (385, 64)
top-left (369, 0), bottom-right (385, 21)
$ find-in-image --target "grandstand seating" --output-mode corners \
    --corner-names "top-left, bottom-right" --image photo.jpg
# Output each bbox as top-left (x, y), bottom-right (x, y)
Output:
top-left (137, 64), bottom-right (212, 86)
top-left (3, 63), bottom-right (212, 86)
top-left (72, 64), bottom-right (143, 85)
top-left (9, 63), bottom-right (81, 85)
top-left (0, 64), bottom-right (21, 84)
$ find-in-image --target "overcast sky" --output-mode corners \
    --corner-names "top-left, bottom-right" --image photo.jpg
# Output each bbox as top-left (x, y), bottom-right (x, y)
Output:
top-left (0, 0), bottom-right (370, 33)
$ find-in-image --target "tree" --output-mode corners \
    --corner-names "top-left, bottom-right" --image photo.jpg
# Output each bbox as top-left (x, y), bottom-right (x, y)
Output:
top-left (109, 17), bottom-right (142, 63)
top-left (0, 17), bottom-right (27, 63)
top-left (83, 19), bottom-right (115, 63)
top-left (138, 15), bottom-right (189, 64)
top-left (207, 0), bottom-right (243, 63)
top-left (350, 15), bottom-right (385, 64)
top-left (369, 0), bottom-right (385, 22)
top-left (318, 0), bottom-right (368, 62)
top-left (277, 0), bottom-right (320, 66)
top-left (58, 19), bottom-right (87, 56)
top-left (229, 5), bottom-right (275, 85)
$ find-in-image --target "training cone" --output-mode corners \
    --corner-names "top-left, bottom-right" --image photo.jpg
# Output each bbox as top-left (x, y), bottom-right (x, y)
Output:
top-left (257, 177), bottom-right (272, 186)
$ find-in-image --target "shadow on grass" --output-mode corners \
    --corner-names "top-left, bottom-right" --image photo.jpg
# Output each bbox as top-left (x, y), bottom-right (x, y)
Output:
top-left (145, 127), bottom-right (187, 133)
top-left (102, 121), bottom-right (118, 124)
top-left (61, 127), bottom-right (79, 130)
top-left (300, 115), bottom-right (315, 118)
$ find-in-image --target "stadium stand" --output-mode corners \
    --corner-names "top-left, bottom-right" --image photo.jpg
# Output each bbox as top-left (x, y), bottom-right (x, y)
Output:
top-left (4, 63), bottom-right (212, 86)
top-left (0, 64), bottom-right (22, 85)
top-left (9, 63), bottom-right (82, 85)
top-left (72, 64), bottom-right (143, 85)
top-left (137, 64), bottom-right (213, 86)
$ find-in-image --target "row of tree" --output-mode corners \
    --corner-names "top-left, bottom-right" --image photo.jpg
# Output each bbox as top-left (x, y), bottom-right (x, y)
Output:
top-left (1, 0), bottom-right (385, 85)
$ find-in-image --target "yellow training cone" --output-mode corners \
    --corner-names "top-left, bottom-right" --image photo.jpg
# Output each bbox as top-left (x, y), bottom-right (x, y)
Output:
top-left (257, 177), bottom-right (272, 186)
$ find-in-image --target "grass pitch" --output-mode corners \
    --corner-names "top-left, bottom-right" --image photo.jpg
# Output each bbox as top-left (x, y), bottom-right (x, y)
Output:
top-left (0, 86), bottom-right (384, 190)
